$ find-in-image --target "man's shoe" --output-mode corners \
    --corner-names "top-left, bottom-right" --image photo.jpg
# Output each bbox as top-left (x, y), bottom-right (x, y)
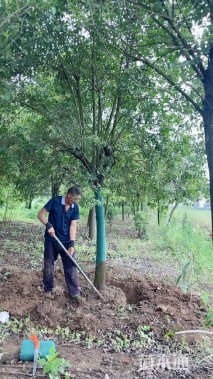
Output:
top-left (44, 291), bottom-right (54, 299)
top-left (71, 295), bottom-right (85, 304)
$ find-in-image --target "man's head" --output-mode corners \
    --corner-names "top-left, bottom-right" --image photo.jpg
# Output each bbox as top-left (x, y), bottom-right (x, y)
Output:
top-left (66, 186), bottom-right (81, 204)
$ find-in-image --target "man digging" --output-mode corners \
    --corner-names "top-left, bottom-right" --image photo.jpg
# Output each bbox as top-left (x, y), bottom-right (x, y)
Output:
top-left (37, 186), bottom-right (84, 303)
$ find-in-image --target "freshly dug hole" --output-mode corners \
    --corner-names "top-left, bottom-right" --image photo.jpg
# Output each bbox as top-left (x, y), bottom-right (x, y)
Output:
top-left (0, 267), bottom-right (205, 338)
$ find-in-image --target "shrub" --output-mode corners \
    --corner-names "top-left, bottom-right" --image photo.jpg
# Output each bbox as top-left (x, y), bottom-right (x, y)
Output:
top-left (134, 211), bottom-right (148, 238)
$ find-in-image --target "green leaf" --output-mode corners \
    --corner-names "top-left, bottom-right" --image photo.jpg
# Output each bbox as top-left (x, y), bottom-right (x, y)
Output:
top-left (51, 358), bottom-right (62, 373)
top-left (38, 358), bottom-right (47, 366)
top-left (43, 361), bottom-right (53, 374)
top-left (51, 7), bottom-right (56, 16)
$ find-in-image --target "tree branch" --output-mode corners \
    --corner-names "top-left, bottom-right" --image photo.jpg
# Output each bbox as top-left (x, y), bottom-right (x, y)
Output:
top-left (105, 93), bottom-right (119, 134)
top-left (120, 49), bottom-right (203, 115)
top-left (110, 95), bottom-right (121, 142)
top-left (74, 75), bottom-right (85, 152)
top-left (54, 141), bottom-right (92, 174)
top-left (126, 0), bottom-right (174, 21)
top-left (21, 102), bottom-right (58, 125)
top-left (151, 15), bottom-right (204, 79)
top-left (0, 5), bottom-right (31, 31)
top-left (112, 119), bottom-right (129, 146)
top-left (127, 0), bottom-right (206, 78)
top-left (8, 106), bottom-right (28, 124)
top-left (58, 61), bottom-right (81, 127)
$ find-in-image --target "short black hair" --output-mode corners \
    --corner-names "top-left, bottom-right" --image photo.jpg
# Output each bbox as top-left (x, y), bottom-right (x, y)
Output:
top-left (67, 186), bottom-right (81, 196)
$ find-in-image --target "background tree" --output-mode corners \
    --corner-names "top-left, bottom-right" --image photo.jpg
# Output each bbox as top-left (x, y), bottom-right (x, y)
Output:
top-left (88, 0), bottom-right (213, 238)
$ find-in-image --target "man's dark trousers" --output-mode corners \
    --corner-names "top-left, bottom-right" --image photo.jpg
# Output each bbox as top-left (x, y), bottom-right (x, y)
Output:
top-left (43, 239), bottom-right (79, 297)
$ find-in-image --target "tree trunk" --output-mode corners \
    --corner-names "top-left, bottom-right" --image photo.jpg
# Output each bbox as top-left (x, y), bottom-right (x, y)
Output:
top-left (88, 206), bottom-right (96, 240)
top-left (121, 202), bottom-right (125, 221)
top-left (136, 192), bottom-right (140, 211)
top-left (51, 182), bottom-right (60, 198)
top-left (94, 188), bottom-right (106, 290)
top-left (132, 201), bottom-right (135, 215)
top-left (204, 116), bottom-right (213, 241)
top-left (157, 201), bottom-right (160, 226)
top-left (203, 116), bottom-right (213, 240)
top-left (104, 194), bottom-right (109, 217)
top-left (168, 201), bottom-right (178, 223)
top-left (203, 47), bottom-right (213, 241)
top-left (3, 199), bottom-right (9, 222)
top-left (28, 196), bottom-right (33, 209)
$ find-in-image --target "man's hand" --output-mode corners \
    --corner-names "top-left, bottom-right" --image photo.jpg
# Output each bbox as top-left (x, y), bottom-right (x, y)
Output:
top-left (46, 222), bottom-right (55, 236)
top-left (68, 247), bottom-right (75, 255)
top-left (48, 227), bottom-right (55, 236)
top-left (68, 240), bottom-right (75, 255)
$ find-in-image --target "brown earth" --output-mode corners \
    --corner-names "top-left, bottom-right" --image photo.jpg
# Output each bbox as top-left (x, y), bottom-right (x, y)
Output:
top-left (0, 265), bottom-right (205, 333)
top-left (0, 221), bottom-right (212, 378)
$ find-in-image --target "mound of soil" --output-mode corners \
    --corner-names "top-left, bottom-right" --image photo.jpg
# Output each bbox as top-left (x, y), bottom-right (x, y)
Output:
top-left (0, 265), bottom-right (205, 337)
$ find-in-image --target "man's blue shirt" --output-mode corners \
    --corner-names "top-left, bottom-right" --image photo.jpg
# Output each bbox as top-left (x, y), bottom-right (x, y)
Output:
top-left (44, 196), bottom-right (79, 243)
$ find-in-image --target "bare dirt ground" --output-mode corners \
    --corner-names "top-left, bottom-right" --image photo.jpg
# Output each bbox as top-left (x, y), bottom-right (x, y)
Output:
top-left (0, 220), bottom-right (212, 379)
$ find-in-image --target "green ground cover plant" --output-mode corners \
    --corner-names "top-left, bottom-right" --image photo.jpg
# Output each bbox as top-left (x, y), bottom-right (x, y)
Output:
top-left (38, 348), bottom-right (70, 379)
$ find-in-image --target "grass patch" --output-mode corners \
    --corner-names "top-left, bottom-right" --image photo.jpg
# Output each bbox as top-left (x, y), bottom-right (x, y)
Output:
top-left (145, 211), bottom-right (213, 291)
top-left (0, 199), bottom-right (89, 223)
top-left (107, 207), bottom-right (213, 292)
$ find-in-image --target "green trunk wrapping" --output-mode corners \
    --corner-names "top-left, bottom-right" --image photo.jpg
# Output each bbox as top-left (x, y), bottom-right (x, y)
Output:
top-left (94, 189), bottom-right (106, 289)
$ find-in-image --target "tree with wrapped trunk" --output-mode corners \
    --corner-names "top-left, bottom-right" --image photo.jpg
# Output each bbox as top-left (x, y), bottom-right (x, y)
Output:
top-left (4, 1), bottom-right (144, 289)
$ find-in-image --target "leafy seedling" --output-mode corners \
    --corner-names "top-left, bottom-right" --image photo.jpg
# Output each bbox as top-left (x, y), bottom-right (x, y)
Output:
top-left (205, 308), bottom-right (213, 327)
top-left (38, 347), bottom-right (70, 379)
